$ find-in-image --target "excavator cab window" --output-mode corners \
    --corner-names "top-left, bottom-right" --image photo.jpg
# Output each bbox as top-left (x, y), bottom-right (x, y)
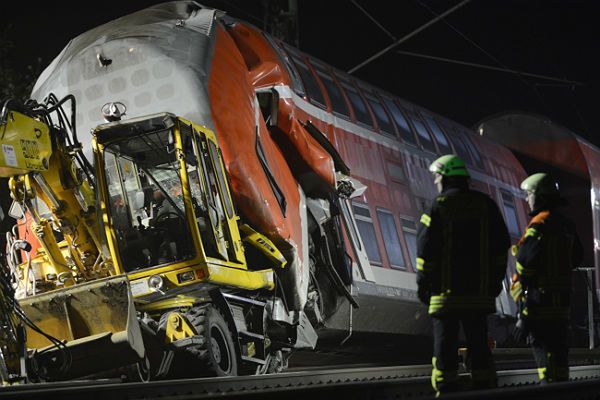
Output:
top-left (181, 124), bottom-right (223, 259)
top-left (188, 128), bottom-right (235, 261)
top-left (103, 128), bottom-right (195, 271)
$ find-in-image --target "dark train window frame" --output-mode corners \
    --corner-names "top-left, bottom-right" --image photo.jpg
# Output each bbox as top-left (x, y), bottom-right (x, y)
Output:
top-left (404, 108), bottom-right (438, 154)
top-left (352, 201), bottom-right (383, 265)
top-left (255, 133), bottom-right (287, 216)
top-left (268, 38), bottom-right (306, 97)
top-left (362, 89), bottom-right (396, 136)
top-left (423, 113), bottom-right (453, 155)
top-left (399, 216), bottom-right (418, 271)
top-left (341, 199), bottom-right (362, 252)
top-left (376, 208), bottom-right (407, 270)
top-left (338, 79), bottom-right (375, 128)
top-left (287, 53), bottom-right (327, 109)
top-left (461, 130), bottom-right (486, 170)
top-left (310, 61), bottom-right (351, 120)
top-left (499, 189), bottom-right (521, 237)
top-left (381, 96), bottom-right (418, 146)
top-left (443, 123), bottom-right (475, 166)
top-left (386, 160), bottom-right (407, 183)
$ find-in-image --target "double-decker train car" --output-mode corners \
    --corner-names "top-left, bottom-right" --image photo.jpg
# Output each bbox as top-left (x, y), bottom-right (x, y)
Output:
top-left (27, 1), bottom-right (598, 360)
top-left (221, 11), bottom-right (599, 347)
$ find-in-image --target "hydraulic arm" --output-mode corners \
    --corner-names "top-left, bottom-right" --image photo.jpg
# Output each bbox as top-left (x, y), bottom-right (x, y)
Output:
top-left (0, 97), bottom-right (109, 296)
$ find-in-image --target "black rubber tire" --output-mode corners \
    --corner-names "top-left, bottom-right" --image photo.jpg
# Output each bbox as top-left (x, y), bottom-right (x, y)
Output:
top-left (184, 304), bottom-right (239, 377)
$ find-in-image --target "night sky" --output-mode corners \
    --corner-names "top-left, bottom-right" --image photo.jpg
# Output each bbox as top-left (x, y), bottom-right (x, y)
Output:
top-left (3, 1), bottom-right (599, 144)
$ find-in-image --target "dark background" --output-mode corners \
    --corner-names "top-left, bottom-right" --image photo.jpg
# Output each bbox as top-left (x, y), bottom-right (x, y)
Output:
top-left (2, 0), bottom-right (599, 143)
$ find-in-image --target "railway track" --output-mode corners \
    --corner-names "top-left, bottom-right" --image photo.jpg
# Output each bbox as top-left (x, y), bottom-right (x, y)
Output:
top-left (1, 363), bottom-right (600, 400)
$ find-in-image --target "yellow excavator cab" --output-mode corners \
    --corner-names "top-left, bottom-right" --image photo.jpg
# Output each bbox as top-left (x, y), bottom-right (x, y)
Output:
top-left (93, 114), bottom-right (277, 293)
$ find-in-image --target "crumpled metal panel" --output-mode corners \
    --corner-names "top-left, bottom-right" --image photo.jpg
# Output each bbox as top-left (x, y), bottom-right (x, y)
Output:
top-left (227, 21), bottom-right (337, 192)
top-left (31, 2), bottom-right (220, 159)
top-left (208, 25), bottom-right (309, 310)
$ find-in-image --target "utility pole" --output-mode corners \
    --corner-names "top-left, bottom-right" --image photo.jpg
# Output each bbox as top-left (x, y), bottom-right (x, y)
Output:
top-left (262, 0), bottom-right (299, 47)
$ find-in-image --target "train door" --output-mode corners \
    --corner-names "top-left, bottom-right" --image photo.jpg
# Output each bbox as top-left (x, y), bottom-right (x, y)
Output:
top-left (339, 198), bottom-right (376, 282)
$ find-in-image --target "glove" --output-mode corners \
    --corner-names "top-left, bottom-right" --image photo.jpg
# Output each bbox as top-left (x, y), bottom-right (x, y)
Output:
top-left (512, 314), bottom-right (529, 344)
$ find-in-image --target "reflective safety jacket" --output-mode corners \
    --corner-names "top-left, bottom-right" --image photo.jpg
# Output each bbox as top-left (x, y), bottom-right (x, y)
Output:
top-left (515, 209), bottom-right (582, 320)
top-left (416, 187), bottom-right (510, 315)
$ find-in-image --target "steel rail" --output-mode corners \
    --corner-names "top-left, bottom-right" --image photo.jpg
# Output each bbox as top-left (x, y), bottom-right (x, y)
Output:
top-left (1, 364), bottom-right (600, 400)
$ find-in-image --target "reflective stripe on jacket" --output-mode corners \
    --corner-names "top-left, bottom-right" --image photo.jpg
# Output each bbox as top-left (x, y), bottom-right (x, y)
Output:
top-left (416, 187), bottom-right (510, 315)
top-left (515, 209), bottom-right (583, 320)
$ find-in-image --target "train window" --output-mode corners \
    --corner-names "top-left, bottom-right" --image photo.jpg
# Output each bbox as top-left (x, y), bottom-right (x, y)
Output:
top-left (383, 98), bottom-right (417, 144)
top-left (500, 190), bottom-right (520, 236)
top-left (407, 112), bottom-right (436, 153)
top-left (256, 134), bottom-right (287, 215)
top-left (290, 55), bottom-right (326, 108)
top-left (269, 40), bottom-right (305, 97)
top-left (353, 204), bottom-right (371, 218)
top-left (340, 81), bottom-right (374, 127)
top-left (461, 132), bottom-right (485, 170)
top-left (400, 218), bottom-right (418, 269)
top-left (377, 209), bottom-right (406, 269)
top-left (445, 127), bottom-right (474, 165)
top-left (352, 202), bottom-right (382, 264)
top-left (364, 92), bottom-right (394, 135)
top-left (387, 161), bottom-right (406, 182)
top-left (424, 116), bottom-right (452, 154)
top-left (340, 199), bottom-right (362, 251)
top-left (313, 66), bottom-right (349, 117)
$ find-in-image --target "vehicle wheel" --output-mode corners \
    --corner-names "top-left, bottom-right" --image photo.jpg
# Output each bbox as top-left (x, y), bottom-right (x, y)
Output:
top-left (185, 304), bottom-right (239, 377)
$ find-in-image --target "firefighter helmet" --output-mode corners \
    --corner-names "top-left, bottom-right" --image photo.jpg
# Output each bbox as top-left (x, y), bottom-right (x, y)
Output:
top-left (520, 173), bottom-right (559, 196)
top-left (429, 154), bottom-right (469, 177)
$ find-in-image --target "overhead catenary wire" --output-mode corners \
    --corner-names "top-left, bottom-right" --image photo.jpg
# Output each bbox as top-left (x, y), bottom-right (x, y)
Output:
top-left (416, 0), bottom-right (587, 125)
top-left (350, 0), bottom-right (397, 41)
top-left (412, 0), bottom-right (567, 117)
top-left (347, 0), bottom-right (471, 74)
top-left (394, 50), bottom-right (584, 87)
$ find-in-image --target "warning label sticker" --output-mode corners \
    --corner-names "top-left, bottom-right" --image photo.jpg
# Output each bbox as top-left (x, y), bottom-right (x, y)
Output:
top-left (2, 144), bottom-right (17, 167)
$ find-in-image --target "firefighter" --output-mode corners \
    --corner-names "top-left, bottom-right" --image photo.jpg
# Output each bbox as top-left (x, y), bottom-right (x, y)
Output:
top-left (417, 154), bottom-right (510, 396)
top-left (511, 173), bottom-right (582, 383)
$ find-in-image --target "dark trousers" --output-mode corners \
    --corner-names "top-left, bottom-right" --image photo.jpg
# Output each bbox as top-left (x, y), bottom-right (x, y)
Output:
top-left (529, 318), bottom-right (569, 382)
top-left (431, 314), bottom-right (496, 393)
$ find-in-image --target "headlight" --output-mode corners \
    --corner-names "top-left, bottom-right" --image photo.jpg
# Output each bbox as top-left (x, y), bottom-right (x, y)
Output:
top-left (148, 274), bottom-right (165, 292)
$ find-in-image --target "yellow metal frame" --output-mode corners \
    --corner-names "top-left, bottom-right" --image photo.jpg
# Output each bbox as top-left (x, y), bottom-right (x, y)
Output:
top-left (136, 295), bottom-right (201, 313)
top-left (239, 224), bottom-right (287, 269)
top-left (164, 312), bottom-right (197, 344)
top-left (92, 116), bottom-right (276, 296)
top-left (4, 111), bottom-right (105, 289)
top-left (0, 111), bottom-right (52, 177)
top-left (196, 123), bottom-right (246, 264)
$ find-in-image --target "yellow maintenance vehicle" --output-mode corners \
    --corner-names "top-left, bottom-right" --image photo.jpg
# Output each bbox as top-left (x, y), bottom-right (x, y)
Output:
top-left (0, 95), bottom-right (314, 382)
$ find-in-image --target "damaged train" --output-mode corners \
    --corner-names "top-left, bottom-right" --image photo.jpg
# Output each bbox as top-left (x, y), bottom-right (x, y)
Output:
top-left (1, 0), bottom-right (599, 382)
